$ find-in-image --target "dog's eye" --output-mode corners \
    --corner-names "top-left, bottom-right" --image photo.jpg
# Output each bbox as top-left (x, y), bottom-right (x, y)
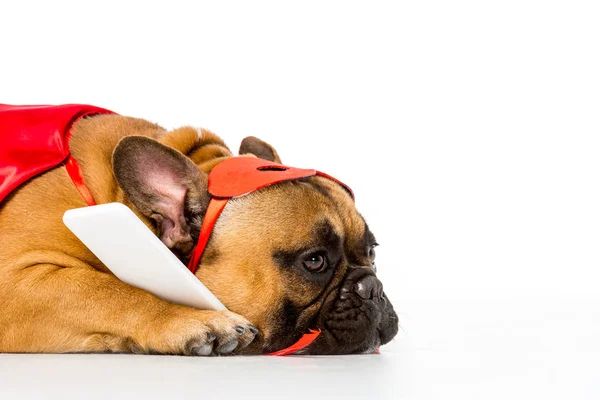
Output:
top-left (367, 246), bottom-right (376, 263)
top-left (302, 252), bottom-right (329, 273)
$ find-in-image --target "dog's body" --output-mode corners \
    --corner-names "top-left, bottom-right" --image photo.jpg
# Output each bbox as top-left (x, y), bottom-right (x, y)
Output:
top-left (0, 109), bottom-right (398, 355)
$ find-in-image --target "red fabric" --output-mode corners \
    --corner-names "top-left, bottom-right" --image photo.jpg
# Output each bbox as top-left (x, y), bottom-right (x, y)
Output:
top-left (0, 104), bottom-right (114, 204)
top-left (207, 156), bottom-right (354, 199)
top-left (267, 329), bottom-right (322, 356)
top-left (187, 198), bottom-right (228, 273)
top-left (65, 154), bottom-right (97, 206)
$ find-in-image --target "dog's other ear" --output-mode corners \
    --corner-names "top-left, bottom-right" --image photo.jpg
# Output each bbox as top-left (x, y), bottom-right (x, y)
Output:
top-left (112, 136), bottom-right (210, 256)
top-left (239, 136), bottom-right (282, 163)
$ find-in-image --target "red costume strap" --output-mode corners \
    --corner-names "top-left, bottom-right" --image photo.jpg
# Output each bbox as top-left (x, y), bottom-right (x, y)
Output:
top-left (267, 329), bottom-right (322, 356)
top-left (65, 155), bottom-right (96, 206)
top-left (187, 198), bottom-right (228, 273)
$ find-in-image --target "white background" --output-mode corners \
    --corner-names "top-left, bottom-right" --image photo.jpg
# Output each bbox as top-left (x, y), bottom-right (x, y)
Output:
top-left (1, 1), bottom-right (600, 399)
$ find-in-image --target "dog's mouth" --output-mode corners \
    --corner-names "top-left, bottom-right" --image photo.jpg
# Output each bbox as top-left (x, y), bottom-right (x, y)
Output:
top-left (301, 267), bottom-right (399, 355)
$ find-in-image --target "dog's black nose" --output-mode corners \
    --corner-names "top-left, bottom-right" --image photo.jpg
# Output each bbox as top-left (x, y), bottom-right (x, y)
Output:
top-left (355, 274), bottom-right (383, 300)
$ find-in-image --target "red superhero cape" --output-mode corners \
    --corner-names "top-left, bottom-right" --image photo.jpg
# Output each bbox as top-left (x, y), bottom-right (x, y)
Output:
top-left (0, 104), bottom-right (114, 204)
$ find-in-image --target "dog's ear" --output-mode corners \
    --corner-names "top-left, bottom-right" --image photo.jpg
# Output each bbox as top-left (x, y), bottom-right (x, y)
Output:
top-left (239, 136), bottom-right (282, 163)
top-left (112, 136), bottom-right (210, 256)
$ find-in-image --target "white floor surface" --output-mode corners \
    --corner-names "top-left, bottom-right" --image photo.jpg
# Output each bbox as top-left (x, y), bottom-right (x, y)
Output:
top-left (1, 288), bottom-right (598, 400)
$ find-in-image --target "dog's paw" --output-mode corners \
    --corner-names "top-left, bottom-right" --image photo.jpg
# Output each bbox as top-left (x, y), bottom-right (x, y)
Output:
top-left (147, 309), bottom-right (258, 356)
top-left (183, 310), bottom-right (258, 356)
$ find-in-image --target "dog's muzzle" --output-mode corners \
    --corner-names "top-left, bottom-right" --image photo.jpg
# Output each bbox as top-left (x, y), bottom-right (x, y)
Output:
top-left (307, 266), bottom-right (399, 354)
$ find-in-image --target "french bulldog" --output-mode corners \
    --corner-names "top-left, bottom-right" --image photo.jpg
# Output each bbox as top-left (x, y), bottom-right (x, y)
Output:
top-left (0, 110), bottom-right (398, 355)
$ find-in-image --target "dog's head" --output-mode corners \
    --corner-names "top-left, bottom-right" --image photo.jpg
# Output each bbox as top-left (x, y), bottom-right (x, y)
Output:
top-left (112, 130), bottom-right (398, 354)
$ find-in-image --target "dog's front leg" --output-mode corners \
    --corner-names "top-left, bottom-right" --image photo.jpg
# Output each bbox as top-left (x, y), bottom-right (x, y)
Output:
top-left (0, 264), bottom-right (257, 355)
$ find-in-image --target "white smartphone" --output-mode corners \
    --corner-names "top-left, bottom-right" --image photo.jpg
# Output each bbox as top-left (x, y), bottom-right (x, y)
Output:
top-left (63, 202), bottom-right (226, 311)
